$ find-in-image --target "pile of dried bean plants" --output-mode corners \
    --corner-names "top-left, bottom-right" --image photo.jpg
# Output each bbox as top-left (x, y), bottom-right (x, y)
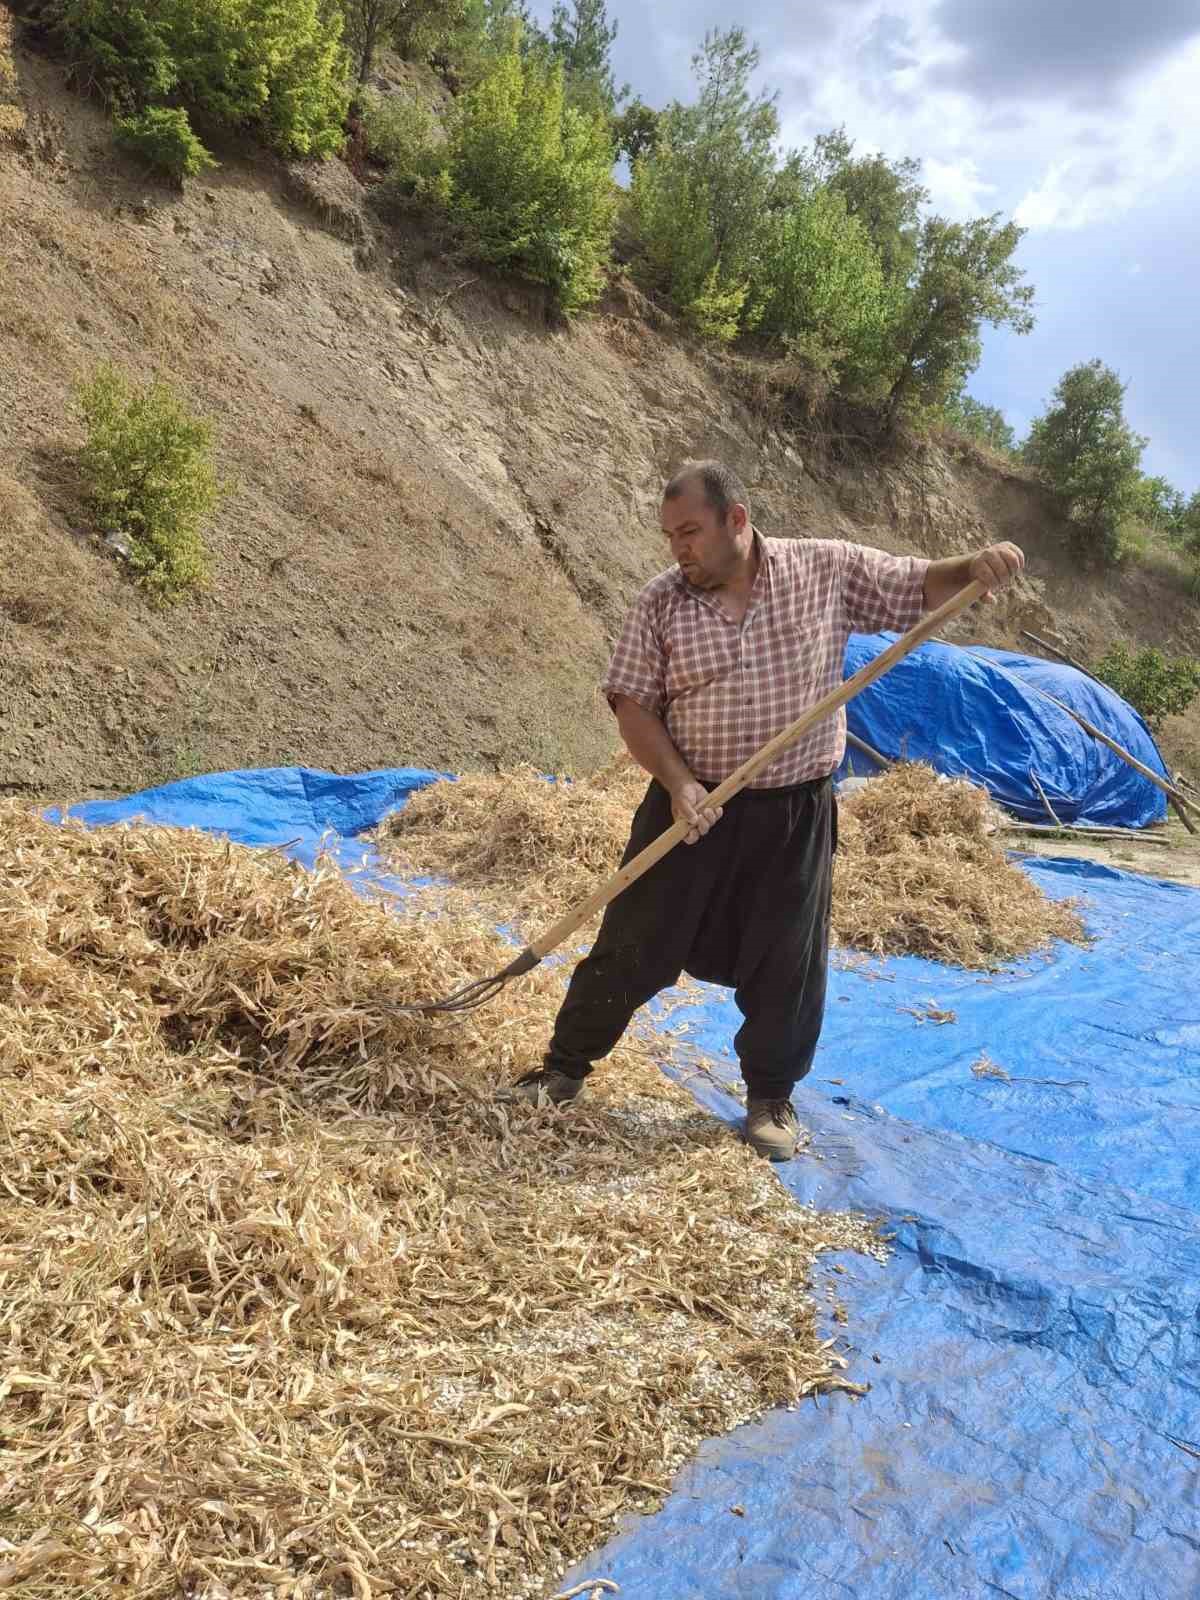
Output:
top-left (0, 803), bottom-right (883, 1600)
top-left (381, 760), bottom-right (1086, 970)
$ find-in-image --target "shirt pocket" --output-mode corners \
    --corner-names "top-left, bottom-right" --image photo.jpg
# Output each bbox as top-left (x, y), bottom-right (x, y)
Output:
top-left (757, 601), bottom-right (842, 697)
top-left (663, 617), bottom-right (736, 699)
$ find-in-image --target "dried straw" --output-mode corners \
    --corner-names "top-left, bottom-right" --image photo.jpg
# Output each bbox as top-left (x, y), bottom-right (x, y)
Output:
top-left (834, 764), bottom-right (1087, 968)
top-left (0, 802), bottom-right (882, 1600)
top-left (380, 761), bottom-right (1087, 971)
top-left (380, 758), bottom-right (645, 927)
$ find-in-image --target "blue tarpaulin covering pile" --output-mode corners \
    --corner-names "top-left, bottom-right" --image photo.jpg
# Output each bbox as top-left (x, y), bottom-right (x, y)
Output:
top-left (841, 634), bottom-right (1171, 829)
top-left (65, 764), bottom-right (1200, 1600)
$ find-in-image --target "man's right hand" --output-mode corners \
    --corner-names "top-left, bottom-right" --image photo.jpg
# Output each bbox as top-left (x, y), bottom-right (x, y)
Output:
top-left (671, 778), bottom-right (724, 845)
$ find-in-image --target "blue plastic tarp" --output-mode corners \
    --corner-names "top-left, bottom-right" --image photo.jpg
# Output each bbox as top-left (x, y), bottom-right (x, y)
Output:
top-left (63, 768), bottom-right (1200, 1599)
top-left (841, 635), bottom-right (1170, 829)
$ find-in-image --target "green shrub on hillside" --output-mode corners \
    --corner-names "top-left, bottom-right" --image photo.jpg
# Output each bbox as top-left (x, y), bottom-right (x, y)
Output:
top-left (115, 106), bottom-right (217, 184)
top-left (441, 32), bottom-right (615, 310)
top-left (752, 186), bottom-right (896, 390)
top-left (940, 392), bottom-right (1017, 454)
top-left (884, 215), bottom-right (1034, 419)
top-left (1096, 643), bottom-right (1200, 732)
top-left (173, 0), bottom-right (349, 157)
top-left (78, 364), bottom-right (221, 602)
top-left (359, 87), bottom-right (442, 188)
top-left (57, 0), bottom-right (178, 108)
top-left (53, 0), bottom-right (348, 155)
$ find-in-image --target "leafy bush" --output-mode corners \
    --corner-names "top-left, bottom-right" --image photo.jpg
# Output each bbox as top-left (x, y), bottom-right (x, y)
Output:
top-left (78, 364), bottom-right (221, 601)
top-left (752, 186), bottom-right (895, 390)
top-left (50, 0), bottom-right (348, 155)
top-left (358, 86), bottom-right (442, 187)
top-left (1095, 644), bottom-right (1200, 732)
top-left (1023, 360), bottom-right (1146, 564)
top-left (56, 0), bottom-right (177, 108)
top-left (441, 32), bottom-right (615, 310)
top-left (115, 105), bottom-right (216, 183)
top-left (173, 0), bottom-right (349, 157)
top-left (684, 268), bottom-right (747, 343)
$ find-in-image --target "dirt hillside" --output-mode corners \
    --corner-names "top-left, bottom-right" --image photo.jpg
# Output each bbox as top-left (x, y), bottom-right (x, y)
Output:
top-left (3, 15), bottom-right (1199, 806)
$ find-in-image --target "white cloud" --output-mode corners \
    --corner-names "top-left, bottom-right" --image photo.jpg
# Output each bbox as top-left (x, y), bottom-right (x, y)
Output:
top-left (1013, 42), bottom-right (1200, 231)
top-left (922, 156), bottom-right (998, 220)
top-left (757, 4), bottom-right (1200, 235)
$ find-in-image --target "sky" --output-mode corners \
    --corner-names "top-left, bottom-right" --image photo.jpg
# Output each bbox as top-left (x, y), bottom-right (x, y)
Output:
top-left (534, 0), bottom-right (1200, 491)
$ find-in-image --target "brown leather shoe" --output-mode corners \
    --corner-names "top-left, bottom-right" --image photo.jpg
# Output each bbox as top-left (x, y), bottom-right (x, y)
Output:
top-left (502, 1067), bottom-right (587, 1107)
top-left (745, 1097), bottom-right (799, 1161)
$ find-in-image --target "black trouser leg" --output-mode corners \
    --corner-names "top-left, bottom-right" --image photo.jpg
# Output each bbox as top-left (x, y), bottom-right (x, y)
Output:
top-left (685, 780), bottom-right (836, 1100)
top-left (544, 781), bottom-right (718, 1078)
top-left (544, 777), bottom-right (836, 1096)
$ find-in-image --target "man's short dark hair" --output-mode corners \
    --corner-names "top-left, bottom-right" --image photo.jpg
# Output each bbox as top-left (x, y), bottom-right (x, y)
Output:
top-left (663, 460), bottom-right (750, 524)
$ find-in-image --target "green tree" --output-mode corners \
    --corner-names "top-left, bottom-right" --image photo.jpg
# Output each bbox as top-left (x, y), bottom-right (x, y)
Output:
top-left (811, 127), bottom-right (928, 283)
top-left (886, 214), bottom-right (1035, 418)
top-left (1136, 474), bottom-right (1183, 527)
top-left (612, 95), bottom-right (658, 163)
top-left (1023, 360), bottom-right (1147, 563)
top-left (751, 185), bottom-right (895, 389)
top-left (441, 29), bottom-right (616, 310)
top-left (1095, 644), bottom-right (1200, 732)
top-left (941, 391), bottom-right (1017, 453)
top-left (629, 28), bottom-right (778, 333)
top-left (1132, 474), bottom-right (1194, 544)
top-left (77, 363), bottom-right (221, 601)
top-left (546, 0), bottom-right (626, 114)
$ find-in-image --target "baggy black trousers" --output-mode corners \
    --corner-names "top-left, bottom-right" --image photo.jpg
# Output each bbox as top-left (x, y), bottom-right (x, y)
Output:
top-left (544, 775), bottom-right (837, 1098)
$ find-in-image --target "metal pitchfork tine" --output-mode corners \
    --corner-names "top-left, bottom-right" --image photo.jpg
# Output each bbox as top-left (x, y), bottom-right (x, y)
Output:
top-left (389, 580), bottom-right (989, 1019)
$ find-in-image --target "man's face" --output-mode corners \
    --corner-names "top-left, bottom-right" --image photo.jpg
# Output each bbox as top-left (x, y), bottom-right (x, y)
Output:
top-left (660, 481), bottom-right (747, 590)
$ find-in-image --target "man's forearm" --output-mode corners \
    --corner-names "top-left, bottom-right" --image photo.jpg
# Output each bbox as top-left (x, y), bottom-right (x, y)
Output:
top-left (924, 543), bottom-right (1025, 611)
top-left (923, 554), bottom-right (976, 612)
top-left (613, 697), bottom-right (694, 794)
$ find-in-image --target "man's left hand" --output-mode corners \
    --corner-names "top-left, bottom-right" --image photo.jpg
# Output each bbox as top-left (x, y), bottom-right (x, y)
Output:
top-left (970, 541), bottom-right (1025, 599)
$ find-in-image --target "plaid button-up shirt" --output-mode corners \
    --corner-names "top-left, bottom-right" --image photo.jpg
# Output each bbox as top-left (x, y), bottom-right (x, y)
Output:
top-left (602, 534), bottom-right (930, 789)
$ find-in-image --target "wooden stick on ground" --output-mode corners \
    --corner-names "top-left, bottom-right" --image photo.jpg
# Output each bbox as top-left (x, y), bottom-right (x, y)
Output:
top-left (1029, 770), bottom-right (1064, 828)
top-left (1002, 821), bottom-right (1170, 846)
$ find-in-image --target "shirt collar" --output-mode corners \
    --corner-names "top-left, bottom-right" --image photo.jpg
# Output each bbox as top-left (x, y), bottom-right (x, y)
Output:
top-left (672, 527), bottom-right (771, 595)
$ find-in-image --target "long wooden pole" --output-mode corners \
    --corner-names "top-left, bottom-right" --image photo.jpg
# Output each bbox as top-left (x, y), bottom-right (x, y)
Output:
top-left (526, 580), bottom-right (988, 962)
top-left (1002, 821), bottom-right (1169, 846)
top-left (1036, 689), bottom-right (1199, 831)
top-left (1018, 630), bottom-right (1195, 834)
top-left (1019, 629), bottom-right (1102, 686)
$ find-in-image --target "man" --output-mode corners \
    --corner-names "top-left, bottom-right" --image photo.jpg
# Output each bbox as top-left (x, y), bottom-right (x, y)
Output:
top-left (509, 460), bottom-right (1024, 1159)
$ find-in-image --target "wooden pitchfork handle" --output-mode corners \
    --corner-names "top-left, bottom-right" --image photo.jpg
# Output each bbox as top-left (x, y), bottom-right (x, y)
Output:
top-left (517, 578), bottom-right (989, 966)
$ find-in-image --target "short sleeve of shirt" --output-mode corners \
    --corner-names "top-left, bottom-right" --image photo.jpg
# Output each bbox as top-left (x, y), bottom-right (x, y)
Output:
top-left (601, 589), bottom-right (667, 717)
top-left (840, 543), bottom-right (930, 633)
